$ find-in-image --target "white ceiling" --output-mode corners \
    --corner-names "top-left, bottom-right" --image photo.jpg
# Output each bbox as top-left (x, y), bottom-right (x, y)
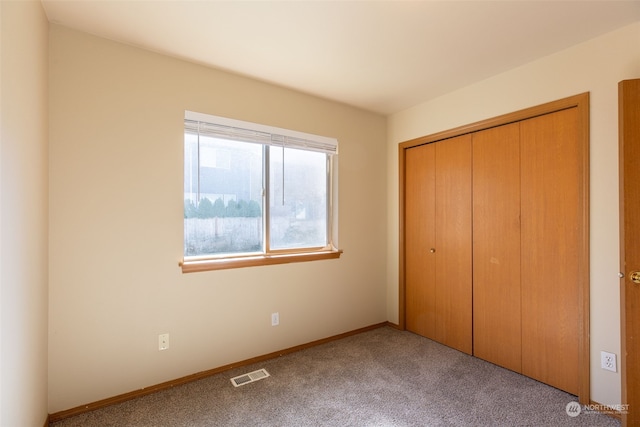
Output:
top-left (41, 1), bottom-right (640, 115)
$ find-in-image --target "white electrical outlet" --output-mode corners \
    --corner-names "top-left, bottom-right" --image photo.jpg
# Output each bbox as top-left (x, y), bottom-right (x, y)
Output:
top-left (159, 333), bottom-right (169, 351)
top-left (601, 351), bottom-right (617, 372)
top-left (271, 312), bottom-right (279, 326)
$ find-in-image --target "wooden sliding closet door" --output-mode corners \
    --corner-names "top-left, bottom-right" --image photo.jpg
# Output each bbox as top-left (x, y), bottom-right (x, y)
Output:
top-left (435, 135), bottom-right (473, 354)
top-left (472, 123), bottom-right (522, 372)
top-left (405, 135), bottom-right (472, 355)
top-left (401, 93), bottom-right (589, 401)
top-left (520, 108), bottom-right (580, 395)
top-left (405, 143), bottom-right (436, 339)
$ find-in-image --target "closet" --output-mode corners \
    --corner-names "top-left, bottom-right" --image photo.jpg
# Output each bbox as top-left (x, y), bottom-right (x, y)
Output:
top-left (405, 135), bottom-right (472, 355)
top-left (472, 122), bottom-right (522, 373)
top-left (400, 94), bottom-right (589, 400)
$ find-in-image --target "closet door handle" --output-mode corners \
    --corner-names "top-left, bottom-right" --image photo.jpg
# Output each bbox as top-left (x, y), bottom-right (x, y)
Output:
top-left (430, 248), bottom-right (436, 253)
top-left (630, 271), bottom-right (640, 284)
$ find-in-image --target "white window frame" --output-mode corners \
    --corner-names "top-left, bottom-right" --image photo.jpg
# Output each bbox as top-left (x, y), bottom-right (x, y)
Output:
top-left (181, 111), bottom-right (341, 273)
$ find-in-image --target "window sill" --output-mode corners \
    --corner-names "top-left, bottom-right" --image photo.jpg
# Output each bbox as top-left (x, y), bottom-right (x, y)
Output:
top-left (180, 249), bottom-right (343, 273)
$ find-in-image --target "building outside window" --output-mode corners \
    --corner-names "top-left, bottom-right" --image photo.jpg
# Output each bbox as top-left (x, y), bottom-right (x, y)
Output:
top-left (183, 111), bottom-right (339, 270)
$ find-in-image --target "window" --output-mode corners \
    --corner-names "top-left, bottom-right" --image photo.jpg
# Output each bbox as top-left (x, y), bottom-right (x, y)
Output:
top-left (182, 111), bottom-right (341, 272)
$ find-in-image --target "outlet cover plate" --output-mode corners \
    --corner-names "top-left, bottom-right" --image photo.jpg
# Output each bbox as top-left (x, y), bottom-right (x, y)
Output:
top-left (159, 333), bottom-right (169, 351)
top-left (600, 351), bottom-right (617, 372)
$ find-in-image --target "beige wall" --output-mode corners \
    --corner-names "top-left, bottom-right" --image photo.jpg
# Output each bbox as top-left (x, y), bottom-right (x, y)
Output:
top-left (0, 1), bottom-right (49, 425)
top-left (387, 22), bottom-right (640, 406)
top-left (48, 25), bottom-right (388, 413)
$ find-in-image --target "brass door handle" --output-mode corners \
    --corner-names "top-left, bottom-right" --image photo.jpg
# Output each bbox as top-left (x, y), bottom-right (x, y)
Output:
top-left (631, 271), bottom-right (640, 284)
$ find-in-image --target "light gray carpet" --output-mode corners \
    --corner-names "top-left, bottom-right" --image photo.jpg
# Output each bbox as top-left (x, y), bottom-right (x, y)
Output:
top-left (52, 326), bottom-right (620, 426)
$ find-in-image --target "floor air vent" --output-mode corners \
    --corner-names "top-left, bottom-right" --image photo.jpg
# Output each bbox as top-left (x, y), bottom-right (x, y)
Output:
top-left (230, 368), bottom-right (270, 387)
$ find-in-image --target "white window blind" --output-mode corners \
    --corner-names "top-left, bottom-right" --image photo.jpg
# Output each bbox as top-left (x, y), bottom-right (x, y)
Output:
top-left (184, 111), bottom-right (338, 154)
